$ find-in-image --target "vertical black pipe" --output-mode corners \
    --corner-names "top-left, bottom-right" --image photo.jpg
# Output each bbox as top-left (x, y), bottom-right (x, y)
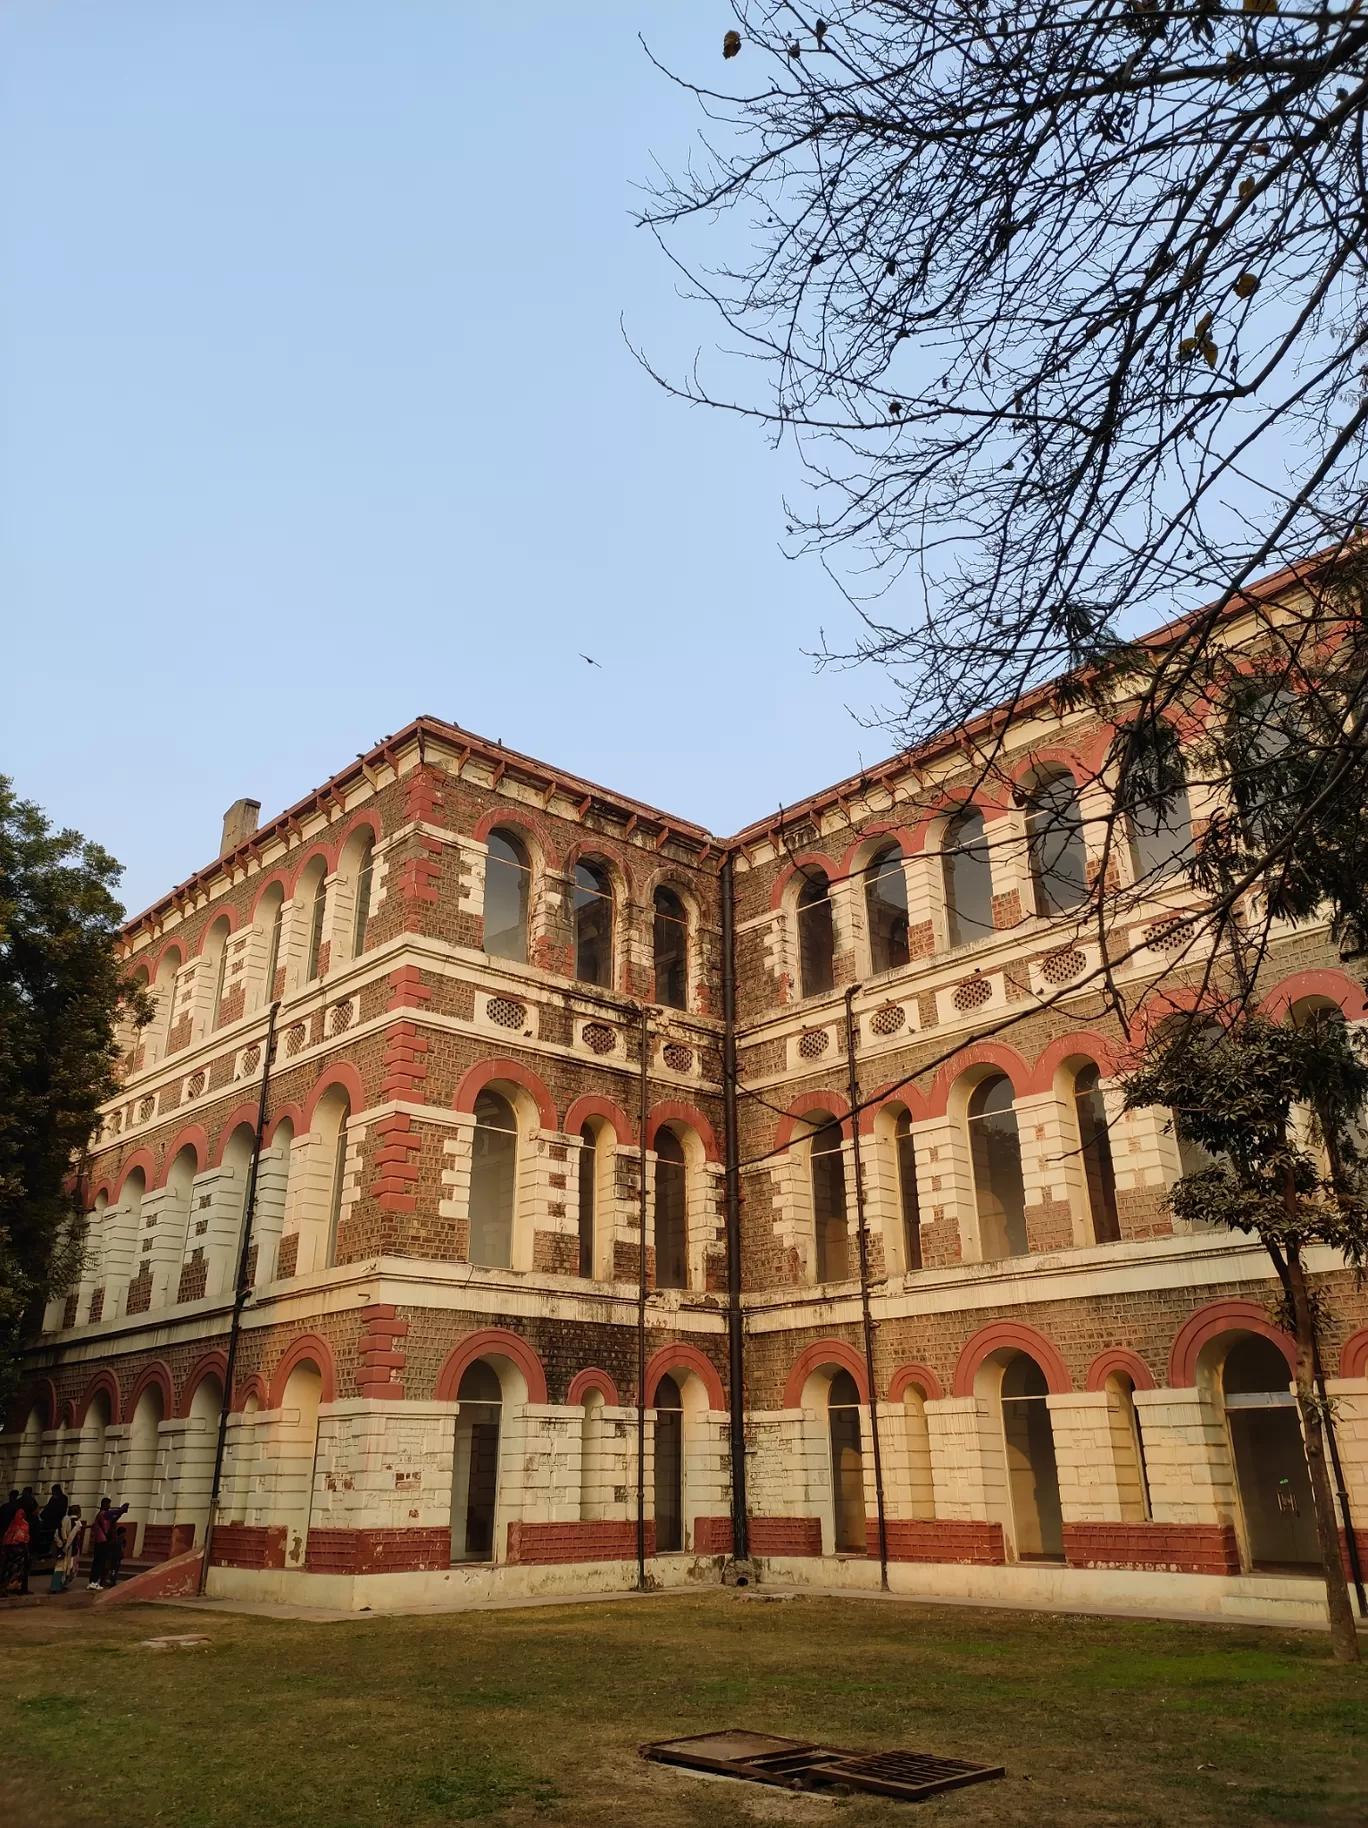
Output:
top-left (720, 855), bottom-right (749, 1565)
top-left (844, 985), bottom-right (888, 1589)
top-left (636, 999), bottom-right (650, 1591)
top-left (199, 1000), bottom-right (280, 1595)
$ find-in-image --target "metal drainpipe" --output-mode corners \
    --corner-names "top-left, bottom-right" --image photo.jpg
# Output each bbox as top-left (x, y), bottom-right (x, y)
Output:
top-left (721, 855), bottom-right (749, 1566)
top-left (636, 998), bottom-right (651, 1592)
top-left (844, 985), bottom-right (889, 1590)
top-left (199, 1000), bottom-right (280, 1596)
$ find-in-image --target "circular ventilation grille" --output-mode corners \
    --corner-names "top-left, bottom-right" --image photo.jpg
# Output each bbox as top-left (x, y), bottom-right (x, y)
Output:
top-left (797, 1028), bottom-right (830, 1059)
top-left (662, 1042), bottom-right (694, 1072)
top-left (952, 976), bottom-right (993, 1012)
top-left (241, 1044), bottom-right (261, 1075)
top-left (1147, 918), bottom-right (1190, 951)
top-left (487, 996), bottom-right (527, 1030)
top-left (138, 1096), bottom-right (155, 1122)
top-left (285, 1022), bottom-right (308, 1056)
top-left (186, 1070), bottom-right (206, 1099)
top-left (1040, 948), bottom-right (1086, 986)
top-left (869, 1003), bottom-right (905, 1037)
top-left (582, 1022), bottom-right (617, 1055)
top-left (329, 999), bottom-right (355, 1035)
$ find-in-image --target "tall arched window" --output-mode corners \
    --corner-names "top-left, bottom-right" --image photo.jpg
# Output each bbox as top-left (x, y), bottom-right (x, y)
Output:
top-left (797, 870), bottom-right (835, 997)
top-left (653, 1129), bottom-right (688, 1290)
top-left (1122, 722), bottom-right (1194, 881)
top-left (1000, 1353), bottom-right (1064, 1560)
top-left (653, 1373), bottom-right (684, 1552)
top-left (577, 1122), bottom-right (597, 1279)
top-left (325, 1095), bottom-right (351, 1267)
top-left (451, 1359), bottom-right (502, 1562)
top-left (828, 1369), bottom-right (866, 1553)
top-left (652, 887), bottom-right (688, 1009)
top-left (206, 919), bottom-right (231, 1031)
top-left (574, 862), bottom-right (613, 987)
top-left (810, 1118), bottom-right (849, 1282)
top-left (484, 830), bottom-right (531, 963)
top-left (1026, 771), bottom-right (1089, 915)
top-left (943, 810), bottom-right (995, 947)
top-left (894, 1110), bottom-right (922, 1272)
top-left (262, 887), bottom-right (285, 1001)
top-left (1074, 1064), bottom-right (1120, 1243)
top-left (865, 846), bottom-right (909, 974)
top-left (352, 835), bottom-right (375, 959)
top-left (469, 1090), bottom-right (518, 1268)
top-left (304, 869), bottom-right (328, 981)
top-left (968, 1075), bottom-right (1028, 1259)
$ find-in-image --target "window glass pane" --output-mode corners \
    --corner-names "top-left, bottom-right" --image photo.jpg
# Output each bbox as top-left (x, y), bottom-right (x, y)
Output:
top-left (575, 863), bottom-right (613, 987)
top-left (811, 1120), bottom-right (849, 1281)
top-left (577, 1123), bottom-right (596, 1279)
top-left (305, 874), bottom-right (327, 980)
top-left (1027, 775), bottom-right (1088, 915)
top-left (943, 811), bottom-right (995, 946)
top-left (264, 895), bottom-right (284, 996)
top-left (1123, 725), bottom-right (1194, 881)
top-left (326, 1103), bottom-right (350, 1267)
top-left (654, 1385), bottom-right (683, 1551)
top-left (894, 1110), bottom-right (922, 1271)
top-left (797, 873), bottom-right (835, 997)
top-left (653, 888), bottom-right (688, 1009)
top-left (865, 847), bottom-right (909, 974)
top-left (968, 1075), bottom-right (1028, 1258)
top-left (470, 1090), bottom-right (517, 1268)
top-left (353, 839), bottom-right (375, 959)
top-left (484, 832), bottom-right (530, 964)
top-left (654, 1129), bottom-right (688, 1289)
top-left (1074, 1064), bottom-right (1120, 1243)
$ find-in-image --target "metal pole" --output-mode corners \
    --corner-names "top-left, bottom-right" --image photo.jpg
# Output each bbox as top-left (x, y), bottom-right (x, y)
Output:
top-left (720, 855), bottom-right (749, 1566)
top-left (636, 999), bottom-right (651, 1591)
top-left (199, 1001), bottom-right (280, 1595)
top-left (1316, 1340), bottom-right (1367, 1618)
top-left (844, 986), bottom-right (888, 1589)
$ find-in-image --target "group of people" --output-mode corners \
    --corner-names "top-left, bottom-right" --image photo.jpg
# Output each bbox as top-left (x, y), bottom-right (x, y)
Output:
top-left (1, 1486), bottom-right (130, 1595)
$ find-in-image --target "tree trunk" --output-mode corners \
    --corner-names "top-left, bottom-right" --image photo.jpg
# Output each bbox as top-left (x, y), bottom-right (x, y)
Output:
top-left (1286, 1246), bottom-right (1361, 1662)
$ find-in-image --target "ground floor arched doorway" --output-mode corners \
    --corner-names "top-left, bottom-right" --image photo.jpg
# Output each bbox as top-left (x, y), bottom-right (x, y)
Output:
top-left (653, 1374), bottom-right (684, 1553)
top-left (828, 1369), bottom-right (866, 1554)
top-left (1222, 1335), bottom-right (1319, 1572)
top-left (451, 1360), bottom-right (502, 1562)
top-left (1000, 1353), bottom-right (1063, 1561)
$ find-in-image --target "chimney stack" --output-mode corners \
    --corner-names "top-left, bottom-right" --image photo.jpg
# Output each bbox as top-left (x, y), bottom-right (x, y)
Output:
top-left (220, 798), bottom-right (261, 857)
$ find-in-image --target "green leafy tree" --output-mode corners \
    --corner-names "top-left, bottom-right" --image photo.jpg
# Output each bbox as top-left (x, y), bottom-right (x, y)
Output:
top-left (1123, 1010), bottom-right (1368, 1662)
top-left (0, 778), bottom-right (150, 1395)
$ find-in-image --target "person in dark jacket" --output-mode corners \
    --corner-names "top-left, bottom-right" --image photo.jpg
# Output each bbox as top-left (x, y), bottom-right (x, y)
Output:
top-left (35, 1484), bottom-right (68, 1559)
top-left (86, 1498), bottom-right (129, 1592)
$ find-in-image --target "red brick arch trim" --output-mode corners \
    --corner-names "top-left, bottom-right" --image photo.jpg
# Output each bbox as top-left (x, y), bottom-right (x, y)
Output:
top-left (335, 810), bottom-right (382, 856)
top-left (434, 1329), bottom-right (549, 1405)
top-left (300, 1063), bottom-right (367, 1133)
top-left (906, 790), bottom-right (1014, 856)
top-left (178, 1350), bottom-right (230, 1418)
top-left (835, 824), bottom-right (921, 879)
top-left (267, 1105), bottom-right (304, 1146)
top-left (888, 1362), bottom-right (944, 1403)
top-left (211, 1106), bottom-right (263, 1166)
top-left (233, 1373), bottom-right (269, 1413)
top-left (1028, 1031), bottom-right (1125, 1093)
top-left (858, 1083), bottom-right (933, 1133)
top-left (285, 841), bottom-right (335, 894)
top-left (1260, 969), bottom-right (1368, 1023)
top-left (453, 1058), bottom-right (558, 1135)
top-left (22, 1377), bottom-right (58, 1430)
top-left (268, 1334), bottom-right (339, 1409)
top-left (923, 1042), bottom-right (1034, 1119)
top-left (646, 1101), bottom-right (721, 1162)
top-left (1339, 1329), bottom-right (1368, 1380)
top-left (1168, 1300), bottom-right (1295, 1388)
top-left (125, 1360), bottom-right (175, 1421)
top-left (644, 1344), bottom-right (726, 1411)
top-left (567, 1368), bottom-right (621, 1407)
top-left (769, 854), bottom-right (841, 912)
top-left (774, 1090), bottom-right (852, 1152)
top-left (148, 937), bottom-right (186, 981)
top-left (1085, 1349), bottom-right (1156, 1393)
top-left (158, 1126), bottom-right (210, 1184)
top-left (473, 806), bottom-right (561, 872)
top-left (248, 868), bottom-right (293, 921)
top-left (563, 1095), bottom-right (636, 1145)
top-left (76, 1368), bottom-right (123, 1427)
top-left (782, 1339), bottom-right (870, 1409)
top-left (194, 907), bottom-right (241, 954)
top-left (1005, 744), bottom-right (1094, 790)
top-left (953, 1323), bottom-right (1072, 1397)
top-left (113, 1150), bottom-right (157, 1201)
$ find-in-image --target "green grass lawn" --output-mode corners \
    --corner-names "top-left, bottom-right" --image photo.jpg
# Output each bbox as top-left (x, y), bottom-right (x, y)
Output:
top-left (0, 1590), bottom-right (1363, 1827)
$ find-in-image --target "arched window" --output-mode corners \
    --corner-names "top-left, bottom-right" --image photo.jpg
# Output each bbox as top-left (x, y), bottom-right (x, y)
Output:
top-left (577, 1122), bottom-right (597, 1279)
top-left (903, 1384), bottom-right (935, 1519)
top-left (304, 868), bottom-right (328, 981)
top-left (261, 887), bottom-right (285, 1002)
top-left (574, 862), bottom-right (613, 987)
top-left (1233, 686), bottom-right (1303, 849)
top-left (1000, 1353), bottom-right (1064, 1560)
top-left (943, 809), bottom-right (995, 947)
top-left (828, 1369), bottom-right (866, 1553)
top-left (469, 1090), bottom-right (518, 1268)
top-left (796, 870), bottom-right (835, 998)
top-left (1104, 1371), bottom-right (1150, 1522)
top-left (894, 1110), bottom-right (922, 1272)
top-left (1074, 1064), bottom-right (1120, 1243)
top-left (865, 846), bottom-right (909, 974)
top-left (1222, 1335), bottom-right (1318, 1571)
top-left (451, 1360), bottom-right (502, 1562)
top-left (652, 887), bottom-right (688, 1009)
top-left (653, 1373), bottom-right (684, 1552)
top-left (967, 1075), bottom-right (1028, 1259)
top-left (324, 1095), bottom-right (351, 1267)
top-left (352, 835), bottom-right (375, 959)
top-left (206, 918), bottom-right (231, 1031)
top-left (1122, 722), bottom-right (1194, 881)
top-left (653, 1129), bottom-right (688, 1290)
top-left (1026, 771), bottom-right (1088, 915)
top-left (579, 1388), bottom-right (606, 1521)
top-left (484, 830), bottom-right (531, 963)
top-left (810, 1118), bottom-right (849, 1282)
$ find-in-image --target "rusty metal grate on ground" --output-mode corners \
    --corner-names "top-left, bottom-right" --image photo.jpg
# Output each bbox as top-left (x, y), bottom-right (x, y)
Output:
top-left (641, 1729), bottom-right (1004, 1802)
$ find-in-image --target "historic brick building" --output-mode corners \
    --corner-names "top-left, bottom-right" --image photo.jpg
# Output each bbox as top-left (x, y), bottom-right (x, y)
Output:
top-left (5, 577), bottom-right (1367, 1622)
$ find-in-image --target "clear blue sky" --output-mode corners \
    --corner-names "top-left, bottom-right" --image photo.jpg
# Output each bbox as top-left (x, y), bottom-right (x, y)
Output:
top-left (1, 4), bottom-right (884, 920)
